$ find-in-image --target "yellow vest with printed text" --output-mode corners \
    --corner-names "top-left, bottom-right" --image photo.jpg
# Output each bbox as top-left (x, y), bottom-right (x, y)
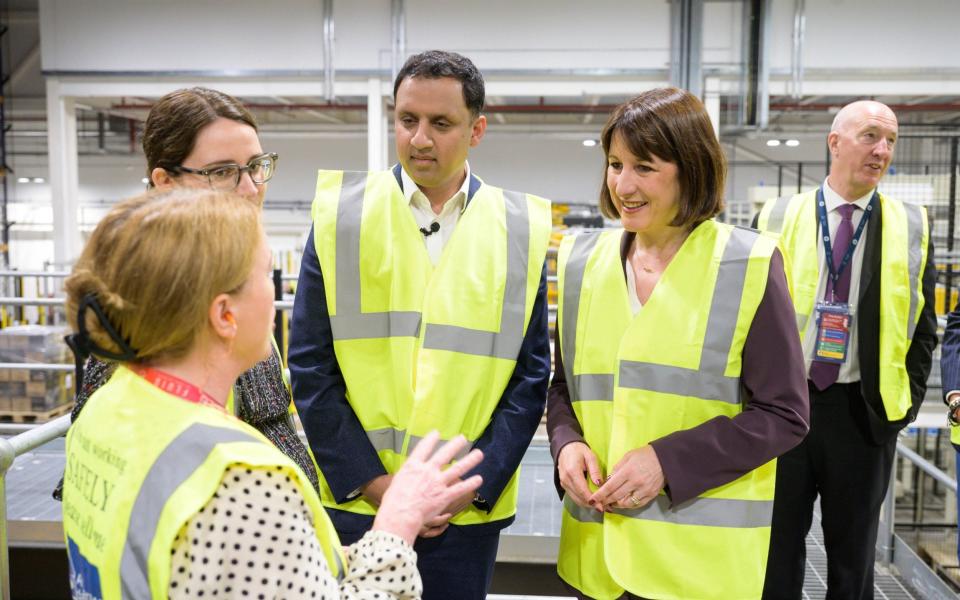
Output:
top-left (62, 366), bottom-right (345, 600)
top-left (757, 189), bottom-right (929, 420)
top-left (310, 169), bottom-right (551, 525)
top-left (556, 221), bottom-right (778, 600)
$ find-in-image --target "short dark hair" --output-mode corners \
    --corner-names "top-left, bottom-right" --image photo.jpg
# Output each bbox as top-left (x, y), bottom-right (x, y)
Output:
top-left (393, 50), bottom-right (485, 117)
top-left (142, 87), bottom-right (258, 185)
top-left (598, 87), bottom-right (725, 228)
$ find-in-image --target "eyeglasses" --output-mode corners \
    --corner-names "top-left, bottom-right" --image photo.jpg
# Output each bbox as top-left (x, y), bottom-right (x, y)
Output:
top-left (171, 152), bottom-right (279, 191)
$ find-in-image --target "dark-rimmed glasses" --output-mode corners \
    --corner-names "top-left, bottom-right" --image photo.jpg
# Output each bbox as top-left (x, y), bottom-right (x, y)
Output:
top-left (171, 152), bottom-right (279, 191)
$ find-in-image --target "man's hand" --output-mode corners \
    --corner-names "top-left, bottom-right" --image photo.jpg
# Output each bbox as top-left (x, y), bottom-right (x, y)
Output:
top-left (360, 474), bottom-right (394, 506)
top-left (418, 481), bottom-right (477, 538)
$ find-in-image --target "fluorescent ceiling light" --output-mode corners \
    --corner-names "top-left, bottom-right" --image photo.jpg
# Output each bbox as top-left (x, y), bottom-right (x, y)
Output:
top-left (17, 177), bottom-right (29, 183)
top-left (582, 139), bottom-right (598, 147)
top-left (785, 139), bottom-right (800, 147)
top-left (766, 139), bottom-right (781, 147)
top-left (141, 177), bottom-right (149, 184)
top-left (32, 177), bottom-right (45, 183)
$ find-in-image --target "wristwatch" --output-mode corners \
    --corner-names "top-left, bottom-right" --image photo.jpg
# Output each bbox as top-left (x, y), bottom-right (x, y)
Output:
top-left (948, 395), bottom-right (960, 426)
top-left (472, 492), bottom-right (490, 512)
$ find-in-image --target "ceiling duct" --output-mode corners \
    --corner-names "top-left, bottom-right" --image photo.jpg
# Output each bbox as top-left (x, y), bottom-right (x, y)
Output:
top-left (670, 0), bottom-right (704, 99)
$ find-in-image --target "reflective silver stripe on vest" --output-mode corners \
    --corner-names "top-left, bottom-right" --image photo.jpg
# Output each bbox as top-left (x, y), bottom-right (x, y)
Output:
top-left (330, 172), bottom-right (533, 359)
top-left (615, 494), bottom-right (773, 529)
top-left (560, 233), bottom-right (607, 403)
top-left (422, 189), bottom-right (532, 359)
top-left (619, 227), bottom-right (760, 404)
top-left (563, 494), bottom-right (603, 524)
top-left (405, 433), bottom-right (472, 461)
top-left (903, 202), bottom-right (924, 340)
top-left (330, 171), bottom-right (423, 341)
top-left (575, 373), bottom-right (616, 402)
top-left (366, 427), bottom-right (406, 455)
top-left (119, 424), bottom-right (259, 599)
top-left (764, 196), bottom-right (792, 233)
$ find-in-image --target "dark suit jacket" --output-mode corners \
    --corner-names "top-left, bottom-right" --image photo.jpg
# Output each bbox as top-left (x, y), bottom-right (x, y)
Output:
top-left (289, 166), bottom-right (551, 537)
top-left (754, 196), bottom-right (938, 445)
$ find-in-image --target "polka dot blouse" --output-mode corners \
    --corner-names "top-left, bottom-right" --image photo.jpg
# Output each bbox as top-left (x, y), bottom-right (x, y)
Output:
top-left (168, 465), bottom-right (422, 599)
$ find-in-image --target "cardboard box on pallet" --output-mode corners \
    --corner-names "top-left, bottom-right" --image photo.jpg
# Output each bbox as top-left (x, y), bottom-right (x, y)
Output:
top-left (0, 325), bottom-right (72, 414)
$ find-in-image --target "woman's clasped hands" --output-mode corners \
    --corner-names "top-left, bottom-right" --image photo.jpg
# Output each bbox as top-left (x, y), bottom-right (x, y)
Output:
top-left (557, 442), bottom-right (665, 512)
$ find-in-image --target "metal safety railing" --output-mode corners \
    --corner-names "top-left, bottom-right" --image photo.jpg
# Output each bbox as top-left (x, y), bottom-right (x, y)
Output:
top-left (877, 433), bottom-right (960, 596)
top-left (0, 414), bottom-right (70, 600)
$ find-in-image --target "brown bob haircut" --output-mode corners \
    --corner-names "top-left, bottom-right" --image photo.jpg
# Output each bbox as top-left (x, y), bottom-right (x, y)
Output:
top-left (598, 87), bottom-right (726, 228)
top-left (142, 87), bottom-right (258, 185)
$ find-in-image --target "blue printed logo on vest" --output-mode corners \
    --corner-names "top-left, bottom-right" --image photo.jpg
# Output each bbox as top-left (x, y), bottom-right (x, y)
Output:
top-left (67, 537), bottom-right (103, 600)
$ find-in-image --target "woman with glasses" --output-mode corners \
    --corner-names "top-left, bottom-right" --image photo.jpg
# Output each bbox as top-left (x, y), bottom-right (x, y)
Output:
top-left (53, 87), bottom-right (314, 499)
top-left (61, 188), bottom-right (483, 599)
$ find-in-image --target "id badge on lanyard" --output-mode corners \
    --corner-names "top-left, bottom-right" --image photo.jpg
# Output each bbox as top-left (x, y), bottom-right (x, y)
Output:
top-left (813, 302), bottom-right (852, 364)
top-left (810, 187), bottom-right (876, 365)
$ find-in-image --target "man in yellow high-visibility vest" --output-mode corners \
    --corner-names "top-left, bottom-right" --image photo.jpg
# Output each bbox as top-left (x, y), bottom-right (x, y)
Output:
top-left (289, 50), bottom-right (552, 600)
top-left (756, 100), bottom-right (938, 599)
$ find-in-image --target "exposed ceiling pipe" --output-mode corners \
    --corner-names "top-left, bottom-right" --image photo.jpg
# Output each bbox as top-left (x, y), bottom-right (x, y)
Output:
top-left (104, 100), bottom-right (960, 115)
top-left (790, 0), bottom-right (805, 99)
top-left (768, 102), bottom-right (960, 112)
top-left (669, 0), bottom-right (704, 98)
top-left (322, 0), bottom-right (335, 102)
top-left (391, 0), bottom-right (406, 83)
top-left (739, 0), bottom-right (771, 128)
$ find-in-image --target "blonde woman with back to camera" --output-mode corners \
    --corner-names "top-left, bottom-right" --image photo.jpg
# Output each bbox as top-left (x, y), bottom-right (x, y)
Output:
top-left (60, 188), bottom-right (483, 599)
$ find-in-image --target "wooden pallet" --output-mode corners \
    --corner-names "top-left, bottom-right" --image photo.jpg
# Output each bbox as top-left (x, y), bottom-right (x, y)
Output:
top-left (918, 536), bottom-right (960, 589)
top-left (0, 402), bottom-right (73, 423)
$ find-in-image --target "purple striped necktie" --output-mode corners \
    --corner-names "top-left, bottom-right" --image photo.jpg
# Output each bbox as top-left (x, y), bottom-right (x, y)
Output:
top-left (809, 203), bottom-right (857, 391)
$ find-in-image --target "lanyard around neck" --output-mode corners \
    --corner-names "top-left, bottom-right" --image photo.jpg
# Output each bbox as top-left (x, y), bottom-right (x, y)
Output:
top-left (816, 187), bottom-right (877, 287)
top-left (130, 365), bottom-right (225, 412)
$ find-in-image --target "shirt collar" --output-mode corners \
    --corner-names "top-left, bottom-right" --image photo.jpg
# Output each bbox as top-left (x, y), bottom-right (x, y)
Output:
top-left (822, 178), bottom-right (874, 213)
top-left (400, 162), bottom-right (471, 216)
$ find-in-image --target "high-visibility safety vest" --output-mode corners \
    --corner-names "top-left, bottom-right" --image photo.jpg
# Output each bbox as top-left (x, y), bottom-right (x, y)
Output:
top-left (952, 424), bottom-right (960, 445)
top-left (757, 189), bottom-right (929, 421)
top-left (62, 366), bottom-right (345, 600)
top-left (311, 169), bottom-right (551, 525)
top-left (556, 221), bottom-right (778, 600)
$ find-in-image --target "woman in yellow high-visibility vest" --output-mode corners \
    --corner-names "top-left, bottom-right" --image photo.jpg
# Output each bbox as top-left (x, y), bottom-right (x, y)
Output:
top-left (61, 188), bottom-right (483, 599)
top-left (140, 86), bottom-right (296, 432)
top-left (55, 87), bottom-right (319, 500)
top-left (547, 88), bottom-right (810, 600)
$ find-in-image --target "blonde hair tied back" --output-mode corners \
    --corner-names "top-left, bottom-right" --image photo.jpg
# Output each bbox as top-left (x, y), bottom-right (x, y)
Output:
top-left (65, 188), bottom-right (263, 363)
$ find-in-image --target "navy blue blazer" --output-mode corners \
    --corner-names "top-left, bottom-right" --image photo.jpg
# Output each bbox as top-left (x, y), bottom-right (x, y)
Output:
top-left (941, 303), bottom-right (960, 408)
top-left (289, 166), bottom-right (550, 534)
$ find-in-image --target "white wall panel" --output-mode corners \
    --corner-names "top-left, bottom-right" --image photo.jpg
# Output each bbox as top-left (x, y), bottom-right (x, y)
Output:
top-left (768, 0), bottom-right (960, 71)
top-left (39, 0), bottom-right (330, 72)
top-left (403, 0), bottom-right (670, 71)
top-left (40, 0), bottom-right (960, 76)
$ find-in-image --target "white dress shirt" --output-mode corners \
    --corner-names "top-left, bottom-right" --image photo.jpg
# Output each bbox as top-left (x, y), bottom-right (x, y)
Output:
top-left (801, 178), bottom-right (875, 383)
top-left (400, 163), bottom-right (471, 265)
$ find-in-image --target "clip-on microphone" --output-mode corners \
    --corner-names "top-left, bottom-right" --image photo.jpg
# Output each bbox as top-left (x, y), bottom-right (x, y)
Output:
top-left (420, 222), bottom-right (440, 237)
